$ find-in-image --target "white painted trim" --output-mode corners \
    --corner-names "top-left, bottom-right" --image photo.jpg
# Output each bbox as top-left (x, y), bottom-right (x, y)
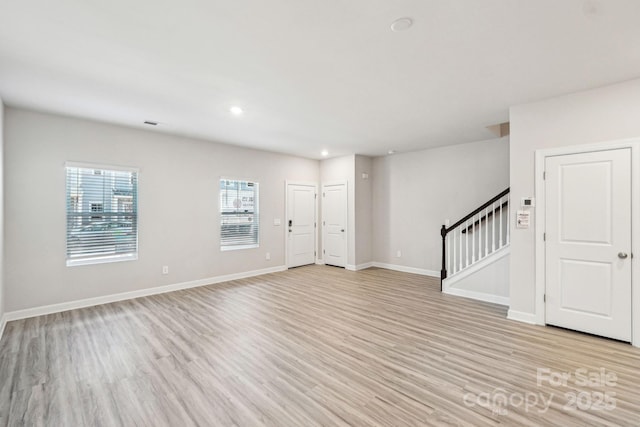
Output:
top-left (346, 262), bottom-right (374, 271)
top-left (315, 259), bottom-right (325, 265)
top-left (65, 161), bottom-right (140, 174)
top-left (67, 253), bottom-right (138, 267)
top-left (534, 148), bottom-right (546, 326)
top-left (0, 314), bottom-right (7, 341)
top-left (443, 287), bottom-right (509, 306)
top-left (535, 139), bottom-right (640, 345)
top-left (4, 265), bottom-right (287, 322)
top-left (633, 145), bottom-right (640, 348)
top-left (219, 174), bottom-right (260, 185)
top-left (371, 262), bottom-right (439, 278)
top-left (532, 138), bottom-right (640, 158)
top-left (357, 262), bottom-right (374, 271)
top-left (443, 245), bottom-right (510, 287)
top-left (507, 310), bottom-right (538, 325)
top-left (220, 244), bottom-right (259, 252)
top-left (321, 180), bottom-right (349, 187)
top-left (285, 181), bottom-right (319, 268)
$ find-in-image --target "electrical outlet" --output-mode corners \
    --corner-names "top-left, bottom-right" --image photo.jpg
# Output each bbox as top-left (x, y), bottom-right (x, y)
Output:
top-left (396, 250), bottom-right (402, 258)
top-left (162, 266), bottom-right (169, 275)
top-left (265, 252), bottom-right (271, 261)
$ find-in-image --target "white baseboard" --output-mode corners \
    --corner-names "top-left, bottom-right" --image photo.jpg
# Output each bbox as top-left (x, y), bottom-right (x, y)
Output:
top-left (507, 309), bottom-right (538, 325)
top-left (0, 314), bottom-right (7, 341)
top-left (346, 262), bottom-right (374, 271)
top-left (443, 287), bottom-right (509, 306)
top-left (315, 260), bottom-right (325, 265)
top-left (4, 265), bottom-right (287, 322)
top-left (371, 262), bottom-right (439, 278)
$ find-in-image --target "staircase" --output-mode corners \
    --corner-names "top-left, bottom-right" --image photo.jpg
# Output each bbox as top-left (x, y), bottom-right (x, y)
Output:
top-left (440, 189), bottom-right (510, 305)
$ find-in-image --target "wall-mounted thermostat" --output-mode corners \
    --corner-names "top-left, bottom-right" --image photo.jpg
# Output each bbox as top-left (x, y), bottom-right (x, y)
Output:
top-left (521, 197), bottom-right (535, 208)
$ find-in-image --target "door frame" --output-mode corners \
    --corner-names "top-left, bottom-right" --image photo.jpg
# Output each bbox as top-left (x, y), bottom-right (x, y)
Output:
top-left (534, 139), bottom-right (640, 346)
top-left (321, 181), bottom-right (348, 267)
top-left (285, 181), bottom-right (319, 268)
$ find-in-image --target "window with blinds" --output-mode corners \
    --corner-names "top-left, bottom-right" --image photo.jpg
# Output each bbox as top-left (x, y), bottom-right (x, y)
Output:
top-left (220, 179), bottom-right (259, 250)
top-left (66, 164), bottom-right (138, 266)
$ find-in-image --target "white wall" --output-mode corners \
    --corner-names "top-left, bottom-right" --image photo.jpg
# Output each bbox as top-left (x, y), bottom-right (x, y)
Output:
top-left (4, 108), bottom-right (319, 312)
top-left (372, 137), bottom-right (509, 274)
top-left (354, 155), bottom-right (373, 267)
top-left (509, 77), bottom-right (640, 318)
top-left (0, 99), bottom-right (4, 331)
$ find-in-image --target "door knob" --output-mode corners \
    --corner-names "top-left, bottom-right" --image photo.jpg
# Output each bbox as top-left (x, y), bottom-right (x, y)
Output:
top-left (341, 229), bottom-right (345, 232)
top-left (618, 252), bottom-right (628, 259)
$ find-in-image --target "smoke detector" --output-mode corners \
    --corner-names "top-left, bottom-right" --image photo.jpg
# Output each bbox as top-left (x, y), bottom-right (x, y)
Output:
top-left (391, 18), bottom-right (413, 32)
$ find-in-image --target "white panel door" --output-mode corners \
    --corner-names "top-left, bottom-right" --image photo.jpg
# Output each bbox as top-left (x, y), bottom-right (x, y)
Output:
top-left (287, 184), bottom-right (316, 268)
top-left (322, 183), bottom-right (347, 267)
top-left (545, 148), bottom-right (632, 341)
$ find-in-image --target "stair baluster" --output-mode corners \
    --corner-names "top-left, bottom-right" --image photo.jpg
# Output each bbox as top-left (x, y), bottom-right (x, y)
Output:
top-left (440, 188), bottom-right (510, 290)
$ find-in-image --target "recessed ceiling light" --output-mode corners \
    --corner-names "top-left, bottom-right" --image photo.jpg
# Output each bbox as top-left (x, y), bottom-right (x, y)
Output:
top-left (388, 150), bottom-right (396, 155)
top-left (390, 17), bottom-right (413, 32)
top-left (144, 120), bottom-right (158, 126)
top-left (321, 150), bottom-right (329, 157)
top-left (230, 106), bottom-right (244, 116)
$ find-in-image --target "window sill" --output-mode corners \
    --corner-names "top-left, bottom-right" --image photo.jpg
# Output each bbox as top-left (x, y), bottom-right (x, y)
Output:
top-left (221, 244), bottom-right (259, 252)
top-left (67, 253), bottom-right (138, 267)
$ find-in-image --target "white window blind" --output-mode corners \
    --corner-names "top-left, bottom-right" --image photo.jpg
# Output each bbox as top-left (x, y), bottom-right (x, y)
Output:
top-left (220, 179), bottom-right (259, 250)
top-left (66, 165), bottom-right (138, 266)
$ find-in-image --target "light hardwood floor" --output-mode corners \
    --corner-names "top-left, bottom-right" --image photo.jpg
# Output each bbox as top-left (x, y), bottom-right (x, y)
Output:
top-left (1, 265), bottom-right (639, 426)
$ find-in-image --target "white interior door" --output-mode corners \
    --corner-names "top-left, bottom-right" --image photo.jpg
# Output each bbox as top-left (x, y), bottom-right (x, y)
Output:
top-left (545, 148), bottom-right (632, 341)
top-left (287, 183), bottom-right (316, 268)
top-left (322, 183), bottom-right (347, 267)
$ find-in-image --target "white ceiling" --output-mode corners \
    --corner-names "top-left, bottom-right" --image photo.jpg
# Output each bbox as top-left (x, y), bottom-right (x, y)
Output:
top-left (1, 0), bottom-right (640, 159)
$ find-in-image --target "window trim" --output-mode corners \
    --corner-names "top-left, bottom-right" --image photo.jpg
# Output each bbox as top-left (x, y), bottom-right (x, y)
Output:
top-left (219, 177), bottom-right (259, 251)
top-left (65, 162), bottom-right (139, 267)
top-left (67, 253), bottom-right (138, 267)
top-left (220, 243), bottom-right (259, 252)
top-left (65, 161), bottom-right (140, 174)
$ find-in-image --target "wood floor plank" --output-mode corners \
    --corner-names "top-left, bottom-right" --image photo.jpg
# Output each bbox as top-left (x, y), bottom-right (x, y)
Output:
top-left (1, 265), bottom-right (639, 426)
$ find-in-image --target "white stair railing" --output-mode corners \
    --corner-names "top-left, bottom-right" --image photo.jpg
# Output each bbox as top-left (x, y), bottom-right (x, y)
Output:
top-left (440, 189), bottom-right (510, 289)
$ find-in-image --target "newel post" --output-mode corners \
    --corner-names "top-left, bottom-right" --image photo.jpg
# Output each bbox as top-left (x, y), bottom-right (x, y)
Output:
top-left (440, 224), bottom-right (447, 291)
